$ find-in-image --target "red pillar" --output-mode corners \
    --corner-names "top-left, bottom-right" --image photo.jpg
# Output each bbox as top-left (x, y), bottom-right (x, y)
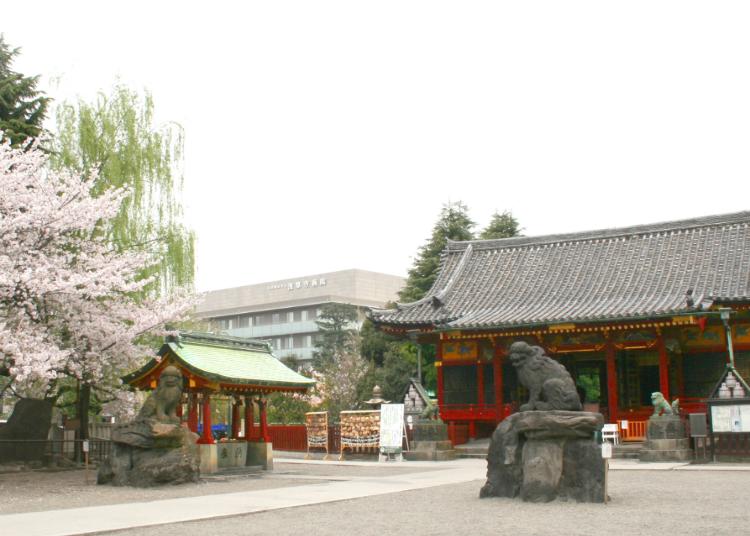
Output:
top-left (258, 397), bottom-right (270, 443)
top-left (231, 398), bottom-right (241, 439)
top-left (493, 343), bottom-right (504, 419)
top-left (657, 333), bottom-right (670, 400)
top-left (244, 396), bottom-right (256, 441)
top-left (605, 337), bottom-right (618, 423)
top-left (176, 396), bottom-right (184, 419)
top-left (198, 391), bottom-right (214, 444)
top-left (436, 340), bottom-right (445, 421)
top-left (187, 393), bottom-right (198, 433)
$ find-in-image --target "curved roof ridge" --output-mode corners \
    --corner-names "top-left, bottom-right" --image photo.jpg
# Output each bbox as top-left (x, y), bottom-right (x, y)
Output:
top-left (394, 244), bottom-right (474, 309)
top-left (447, 211), bottom-right (750, 252)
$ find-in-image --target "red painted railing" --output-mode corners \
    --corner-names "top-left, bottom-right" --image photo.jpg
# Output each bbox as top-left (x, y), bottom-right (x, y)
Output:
top-left (440, 403), bottom-right (515, 422)
top-left (620, 420), bottom-right (647, 441)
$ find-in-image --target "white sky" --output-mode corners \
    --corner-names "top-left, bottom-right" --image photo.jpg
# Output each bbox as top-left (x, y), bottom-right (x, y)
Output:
top-left (5, 1), bottom-right (750, 292)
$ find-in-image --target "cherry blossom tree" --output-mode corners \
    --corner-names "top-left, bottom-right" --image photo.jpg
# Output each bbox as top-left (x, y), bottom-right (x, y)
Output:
top-left (0, 140), bottom-right (194, 437)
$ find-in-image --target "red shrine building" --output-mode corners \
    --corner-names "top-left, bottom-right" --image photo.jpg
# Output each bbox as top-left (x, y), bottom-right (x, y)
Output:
top-left (370, 212), bottom-right (750, 440)
top-left (123, 331), bottom-right (314, 472)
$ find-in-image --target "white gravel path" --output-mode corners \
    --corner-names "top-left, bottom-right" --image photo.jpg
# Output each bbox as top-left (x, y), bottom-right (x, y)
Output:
top-left (114, 469), bottom-right (750, 536)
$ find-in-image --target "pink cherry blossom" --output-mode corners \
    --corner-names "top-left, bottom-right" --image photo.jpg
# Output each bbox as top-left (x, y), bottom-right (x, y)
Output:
top-left (0, 140), bottom-right (196, 398)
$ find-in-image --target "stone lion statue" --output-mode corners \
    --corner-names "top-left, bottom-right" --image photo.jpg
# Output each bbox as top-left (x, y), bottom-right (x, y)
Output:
top-left (508, 341), bottom-right (582, 412)
top-left (136, 365), bottom-right (184, 424)
top-left (651, 392), bottom-right (679, 417)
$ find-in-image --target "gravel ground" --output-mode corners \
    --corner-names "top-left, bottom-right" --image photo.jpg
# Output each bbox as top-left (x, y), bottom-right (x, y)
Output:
top-left (0, 463), bottom-right (440, 515)
top-left (114, 470), bottom-right (750, 536)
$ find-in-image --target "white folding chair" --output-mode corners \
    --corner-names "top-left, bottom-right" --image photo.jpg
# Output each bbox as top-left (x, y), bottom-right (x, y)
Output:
top-left (602, 423), bottom-right (620, 445)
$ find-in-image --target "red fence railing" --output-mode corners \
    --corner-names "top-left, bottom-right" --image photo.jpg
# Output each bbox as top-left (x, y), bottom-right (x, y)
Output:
top-left (268, 425), bottom-right (307, 451)
top-left (440, 403), bottom-right (515, 422)
top-left (264, 424), bottom-right (342, 453)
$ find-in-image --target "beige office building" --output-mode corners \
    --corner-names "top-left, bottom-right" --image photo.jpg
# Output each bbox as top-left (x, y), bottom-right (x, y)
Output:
top-left (196, 269), bottom-right (405, 364)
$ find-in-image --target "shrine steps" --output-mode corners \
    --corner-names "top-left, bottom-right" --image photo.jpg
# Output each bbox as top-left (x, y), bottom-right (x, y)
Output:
top-left (454, 438), bottom-right (490, 459)
top-left (613, 442), bottom-right (643, 459)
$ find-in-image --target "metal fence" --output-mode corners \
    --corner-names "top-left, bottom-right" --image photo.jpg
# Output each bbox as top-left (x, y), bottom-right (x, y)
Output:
top-left (0, 439), bottom-right (112, 464)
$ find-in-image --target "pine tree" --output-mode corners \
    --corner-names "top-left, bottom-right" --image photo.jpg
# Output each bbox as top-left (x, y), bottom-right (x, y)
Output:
top-left (479, 210), bottom-right (522, 240)
top-left (312, 303), bottom-right (359, 369)
top-left (398, 201), bottom-right (475, 303)
top-left (0, 35), bottom-right (50, 147)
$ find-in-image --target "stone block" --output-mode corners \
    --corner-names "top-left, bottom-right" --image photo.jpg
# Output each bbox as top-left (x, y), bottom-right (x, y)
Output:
top-left (640, 416), bottom-right (692, 463)
top-left (247, 441), bottom-right (273, 470)
top-left (413, 421), bottom-right (451, 441)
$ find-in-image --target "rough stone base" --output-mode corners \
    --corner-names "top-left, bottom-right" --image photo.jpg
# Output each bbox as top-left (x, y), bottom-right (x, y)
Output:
top-left (98, 424), bottom-right (199, 487)
top-left (480, 411), bottom-right (605, 503)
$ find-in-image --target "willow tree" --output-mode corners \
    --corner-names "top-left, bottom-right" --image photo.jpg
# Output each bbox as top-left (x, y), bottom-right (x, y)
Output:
top-left (50, 84), bottom-right (194, 293)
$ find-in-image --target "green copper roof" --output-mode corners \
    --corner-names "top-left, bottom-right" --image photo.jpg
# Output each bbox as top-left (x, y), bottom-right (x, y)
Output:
top-left (165, 340), bottom-right (314, 388)
top-left (123, 332), bottom-right (315, 390)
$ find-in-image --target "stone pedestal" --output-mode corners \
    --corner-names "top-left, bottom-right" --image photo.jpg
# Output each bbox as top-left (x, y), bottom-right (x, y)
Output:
top-left (247, 441), bottom-right (274, 470)
top-left (404, 421), bottom-right (456, 461)
top-left (639, 415), bottom-right (692, 462)
top-left (480, 411), bottom-right (605, 503)
top-left (98, 420), bottom-right (200, 487)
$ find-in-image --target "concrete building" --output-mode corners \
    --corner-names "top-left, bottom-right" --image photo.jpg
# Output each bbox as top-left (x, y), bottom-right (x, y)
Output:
top-left (196, 269), bottom-right (405, 364)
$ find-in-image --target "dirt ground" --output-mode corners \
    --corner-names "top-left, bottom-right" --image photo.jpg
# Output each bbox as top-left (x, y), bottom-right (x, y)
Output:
top-left (117, 470), bottom-right (750, 536)
top-left (0, 463), bottom-right (440, 514)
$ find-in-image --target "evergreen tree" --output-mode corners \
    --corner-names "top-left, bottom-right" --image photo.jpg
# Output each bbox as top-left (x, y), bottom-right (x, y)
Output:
top-left (0, 35), bottom-right (50, 147)
top-left (480, 210), bottom-right (522, 240)
top-left (50, 84), bottom-right (194, 293)
top-left (398, 201), bottom-right (475, 303)
top-left (312, 303), bottom-right (359, 369)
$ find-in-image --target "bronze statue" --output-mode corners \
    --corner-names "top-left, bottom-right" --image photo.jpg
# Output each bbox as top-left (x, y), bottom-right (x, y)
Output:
top-left (650, 391), bottom-right (679, 417)
top-left (508, 341), bottom-right (582, 411)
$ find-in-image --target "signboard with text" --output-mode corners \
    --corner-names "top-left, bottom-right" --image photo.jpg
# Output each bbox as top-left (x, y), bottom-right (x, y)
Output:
top-left (379, 404), bottom-right (405, 453)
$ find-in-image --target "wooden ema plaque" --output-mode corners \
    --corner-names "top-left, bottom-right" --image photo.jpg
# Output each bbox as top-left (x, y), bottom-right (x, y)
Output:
top-left (305, 411), bottom-right (329, 459)
top-left (339, 410), bottom-right (380, 460)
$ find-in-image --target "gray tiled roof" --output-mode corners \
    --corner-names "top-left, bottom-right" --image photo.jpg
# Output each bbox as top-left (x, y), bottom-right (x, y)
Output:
top-left (370, 212), bottom-right (750, 330)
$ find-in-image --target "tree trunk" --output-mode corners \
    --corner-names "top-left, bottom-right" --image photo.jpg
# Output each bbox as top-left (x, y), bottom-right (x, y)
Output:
top-left (77, 383), bottom-right (91, 462)
top-left (0, 398), bottom-right (54, 461)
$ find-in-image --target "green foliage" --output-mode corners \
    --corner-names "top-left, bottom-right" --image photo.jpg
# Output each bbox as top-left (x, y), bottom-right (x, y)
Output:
top-left (313, 303), bottom-right (359, 369)
top-left (398, 201), bottom-right (475, 303)
top-left (50, 84), bottom-right (194, 293)
top-left (0, 35), bottom-right (50, 147)
top-left (479, 210), bottom-right (522, 240)
top-left (358, 319), bottom-right (422, 403)
top-left (577, 373), bottom-right (601, 403)
top-left (267, 392), bottom-right (312, 424)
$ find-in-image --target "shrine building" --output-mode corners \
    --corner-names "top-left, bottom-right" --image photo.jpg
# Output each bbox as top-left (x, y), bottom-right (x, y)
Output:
top-left (123, 331), bottom-right (314, 472)
top-left (369, 212), bottom-right (750, 440)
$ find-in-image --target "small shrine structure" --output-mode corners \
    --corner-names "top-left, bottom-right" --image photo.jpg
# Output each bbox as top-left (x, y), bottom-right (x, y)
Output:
top-left (123, 331), bottom-right (315, 472)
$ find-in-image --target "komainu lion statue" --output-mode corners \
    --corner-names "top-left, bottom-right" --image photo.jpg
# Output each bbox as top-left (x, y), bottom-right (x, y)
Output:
top-left (136, 365), bottom-right (184, 424)
top-left (508, 341), bottom-right (582, 412)
top-left (651, 391), bottom-right (679, 417)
